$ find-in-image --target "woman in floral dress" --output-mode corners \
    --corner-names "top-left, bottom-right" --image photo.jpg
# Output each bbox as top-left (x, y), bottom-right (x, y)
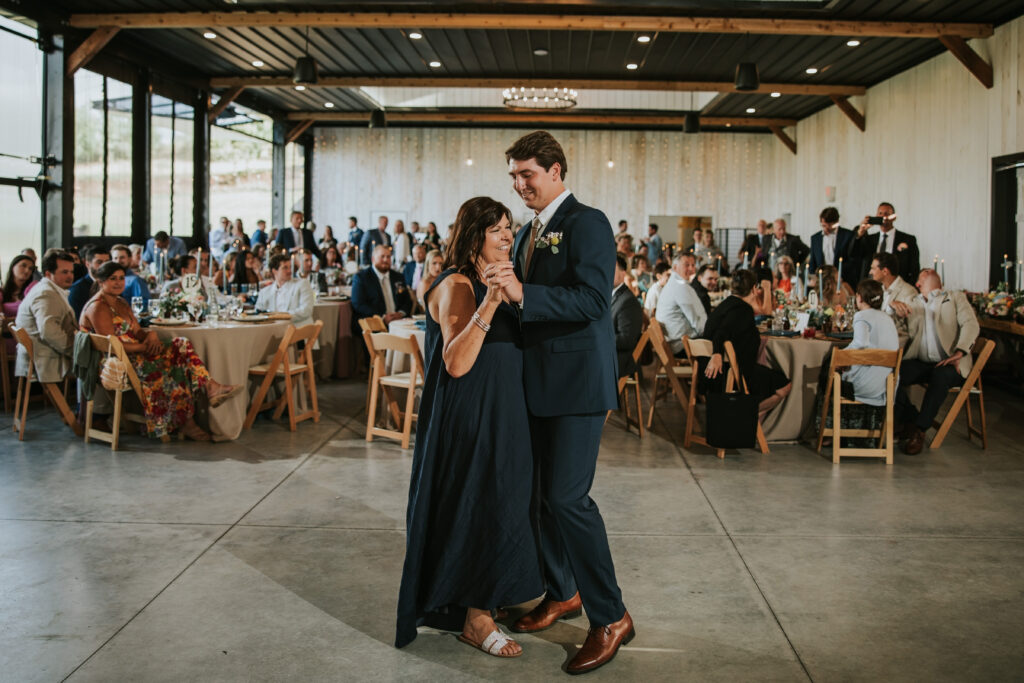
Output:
top-left (80, 261), bottom-right (240, 441)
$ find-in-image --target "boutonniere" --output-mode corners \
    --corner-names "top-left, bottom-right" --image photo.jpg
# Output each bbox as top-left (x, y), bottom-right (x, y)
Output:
top-left (535, 231), bottom-right (563, 254)
top-left (897, 242), bottom-right (908, 251)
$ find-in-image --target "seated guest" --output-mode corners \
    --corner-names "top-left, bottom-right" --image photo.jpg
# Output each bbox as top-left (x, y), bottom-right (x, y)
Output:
top-left (352, 244), bottom-right (412, 325)
top-left (691, 264), bottom-right (719, 316)
top-left (416, 249), bottom-right (444, 308)
top-left (694, 229), bottom-right (724, 270)
top-left (819, 265), bottom-right (854, 307)
top-left (80, 262), bottom-right (239, 441)
top-left (404, 243), bottom-right (428, 290)
top-left (841, 279), bottom-right (901, 404)
top-left (141, 230), bottom-right (187, 272)
top-left (298, 250), bottom-right (327, 294)
top-left (615, 233), bottom-right (635, 260)
top-left (128, 244), bottom-right (143, 272)
top-left (14, 250), bottom-right (77, 389)
top-left (630, 255), bottom-right (652, 294)
top-left (110, 244), bottom-right (150, 307)
top-left (21, 248), bottom-right (41, 283)
top-left (254, 253), bottom-right (316, 328)
top-left (853, 201), bottom-right (920, 283)
top-left (762, 218), bottom-right (809, 271)
top-left (891, 268), bottom-right (979, 455)
top-left (251, 219), bottom-right (269, 246)
top-left (318, 225), bottom-right (338, 252)
top-left (702, 269), bottom-right (792, 416)
top-left (162, 255), bottom-right (231, 306)
top-left (809, 207), bottom-right (856, 287)
top-left (869, 251), bottom-right (917, 341)
top-left (774, 255), bottom-right (800, 297)
top-left (655, 253), bottom-right (707, 356)
top-left (69, 245), bottom-right (110, 319)
top-left (322, 245), bottom-right (342, 269)
top-left (612, 255), bottom-right (644, 379)
top-left (2, 255), bottom-right (39, 354)
top-left (644, 262), bottom-right (671, 315)
top-left (752, 265), bottom-right (775, 316)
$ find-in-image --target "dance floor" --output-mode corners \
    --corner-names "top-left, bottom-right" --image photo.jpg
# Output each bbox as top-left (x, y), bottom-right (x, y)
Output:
top-left (2, 380), bottom-right (1023, 682)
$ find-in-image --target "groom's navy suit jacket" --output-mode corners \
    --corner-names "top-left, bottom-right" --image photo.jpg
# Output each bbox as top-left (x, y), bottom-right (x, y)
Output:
top-left (513, 194), bottom-right (619, 417)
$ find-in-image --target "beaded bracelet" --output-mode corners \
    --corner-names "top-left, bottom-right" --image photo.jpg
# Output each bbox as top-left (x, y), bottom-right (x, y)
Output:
top-left (471, 311), bottom-right (491, 332)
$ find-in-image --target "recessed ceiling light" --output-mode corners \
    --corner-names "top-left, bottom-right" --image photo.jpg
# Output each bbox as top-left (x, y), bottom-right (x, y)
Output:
top-left (533, 48), bottom-right (549, 56)
top-left (806, 67), bottom-right (819, 74)
top-left (637, 35), bottom-right (651, 43)
top-left (324, 102), bottom-right (334, 108)
top-left (770, 92), bottom-right (781, 98)
top-left (409, 32), bottom-right (423, 40)
top-left (846, 39), bottom-right (861, 47)
top-left (746, 107), bottom-right (756, 114)
top-left (429, 60), bottom-right (441, 68)
top-left (251, 60), bottom-right (264, 67)
top-left (294, 85), bottom-right (306, 91)
top-left (626, 63), bottom-right (638, 70)
top-left (203, 31), bottom-right (217, 39)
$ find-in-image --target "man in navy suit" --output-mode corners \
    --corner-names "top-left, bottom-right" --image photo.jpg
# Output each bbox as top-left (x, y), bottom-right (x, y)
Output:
top-left (350, 244), bottom-right (412, 326)
top-left (358, 215), bottom-right (392, 267)
top-left (808, 206), bottom-right (857, 287)
top-left (276, 210), bottom-right (322, 261)
top-left (491, 131), bottom-right (632, 675)
top-left (852, 201), bottom-right (921, 283)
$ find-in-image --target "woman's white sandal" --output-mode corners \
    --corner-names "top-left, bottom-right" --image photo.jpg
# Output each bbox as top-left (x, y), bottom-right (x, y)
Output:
top-left (457, 628), bottom-right (522, 658)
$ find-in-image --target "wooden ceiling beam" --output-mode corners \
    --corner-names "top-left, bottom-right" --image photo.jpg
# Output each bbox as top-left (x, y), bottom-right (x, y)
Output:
top-left (207, 85), bottom-right (246, 124)
top-left (209, 76), bottom-right (866, 97)
top-left (65, 26), bottom-right (120, 77)
top-left (829, 95), bottom-right (865, 132)
top-left (770, 126), bottom-right (797, 155)
top-left (69, 12), bottom-right (993, 39)
top-left (284, 119), bottom-right (315, 144)
top-left (939, 35), bottom-right (994, 88)
top-left (283, 110), bottom-right (798, 128)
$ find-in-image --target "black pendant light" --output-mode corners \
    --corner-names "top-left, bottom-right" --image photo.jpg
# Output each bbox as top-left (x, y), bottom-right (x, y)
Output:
top-left (369, 109), bottom-right (387, 128)
top-left (684, 112), bottom-right (701, 134)
top-left (293, 27), bottom-right (319, 85)
top-left (734, 33), bottom-right (759, 91)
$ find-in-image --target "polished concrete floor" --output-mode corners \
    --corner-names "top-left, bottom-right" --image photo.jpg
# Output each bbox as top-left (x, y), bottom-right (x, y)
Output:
top-left (1, 379), bottom-right (1023, 682)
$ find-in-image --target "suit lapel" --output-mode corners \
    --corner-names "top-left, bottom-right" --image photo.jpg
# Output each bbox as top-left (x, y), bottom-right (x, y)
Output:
top-left (526, 194), bottom-right (577, 280)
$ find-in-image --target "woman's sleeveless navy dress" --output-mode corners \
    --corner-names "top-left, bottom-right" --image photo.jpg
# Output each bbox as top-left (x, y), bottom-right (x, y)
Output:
top-left (395, 269), bottom-right (542, 647)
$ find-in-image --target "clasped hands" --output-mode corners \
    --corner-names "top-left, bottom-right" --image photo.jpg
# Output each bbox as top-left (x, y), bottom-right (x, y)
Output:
top-left (482, 261), bottom-right (523, 303)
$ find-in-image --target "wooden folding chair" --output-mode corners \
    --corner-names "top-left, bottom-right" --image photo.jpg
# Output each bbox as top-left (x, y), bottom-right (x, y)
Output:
top-left (680, 336), bottom-right (716, 454)
top-left (607, 327), bottom-right (651, 438)
top-left (358, 315), bottom-right (387, 334)
top-left (363, 331), bottom-right (424, 449)
top-left (815, 348), bottom-right (902, 464)
top-left (645, 321), bottom-right (695, 429)
top-left (11, 326), bottom-right (81, 440)
top-left (722, 340), bottom-right (770, 457)
top-left (84, 334), bottom-right (147, 450)
top-left (930, 337), bottom-right (995, 450)
top-left (244, 321), bottom-right (324, 431)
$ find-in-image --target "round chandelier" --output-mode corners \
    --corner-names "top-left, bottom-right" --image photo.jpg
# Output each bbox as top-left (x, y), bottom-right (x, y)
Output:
top-left (503, 87), bottom-right (578, 110)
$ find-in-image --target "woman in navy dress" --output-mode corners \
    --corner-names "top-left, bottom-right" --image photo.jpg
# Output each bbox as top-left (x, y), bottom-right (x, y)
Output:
top-left (396, 197), bottom-right (542, 657)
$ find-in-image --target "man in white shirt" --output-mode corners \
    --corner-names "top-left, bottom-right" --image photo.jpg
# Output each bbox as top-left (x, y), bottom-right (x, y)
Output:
top-left (655, 253), bottom-right (707, 356)
top-left (404, 243), bottom-right (427, 291)
top-left (890, 268), bottom-right (979, 455)
top-left (254, 253), bottom-right (315, 329)
top-left (869, 251), bottom-right (918, 341)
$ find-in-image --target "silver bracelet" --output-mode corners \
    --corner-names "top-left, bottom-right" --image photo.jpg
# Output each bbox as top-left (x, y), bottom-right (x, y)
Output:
top-left (471, 311), bottom-right (491, 332)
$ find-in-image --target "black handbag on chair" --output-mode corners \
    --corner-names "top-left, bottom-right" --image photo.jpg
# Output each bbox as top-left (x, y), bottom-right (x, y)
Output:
top-left (705, 391), bottom-right (758, 449)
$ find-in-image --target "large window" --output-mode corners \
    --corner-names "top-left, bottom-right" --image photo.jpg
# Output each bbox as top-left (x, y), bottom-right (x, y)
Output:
top-left (74, 69), bottom-right (133, 237)
top-left (0, 17), bottom-right (42, 271)
top-left (150, 96), bottom-right (194, 236)
top-left (209, 103), bottom-right (272, 234)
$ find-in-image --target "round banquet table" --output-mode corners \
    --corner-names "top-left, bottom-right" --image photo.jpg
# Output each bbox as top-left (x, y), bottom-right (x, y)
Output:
top-left (312, 301), bottom-right (340, 379)
top-left (151, 320), bottom-right (290, 441)
top-left (387, 317), bottom-right (427, 373)
top-left (759, 335), bottom-right (836, 442)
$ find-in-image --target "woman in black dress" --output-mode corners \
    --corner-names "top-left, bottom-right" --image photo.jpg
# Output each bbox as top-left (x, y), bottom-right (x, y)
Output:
top-left (396, 197), bottom-right (541, 657)
top-left (703, 269), bottom-right (792, 416)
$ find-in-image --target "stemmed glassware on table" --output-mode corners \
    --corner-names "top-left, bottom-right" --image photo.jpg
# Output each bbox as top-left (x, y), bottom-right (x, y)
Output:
top-left (131, 296), bottom-right (144, 318)
top-left (148, 299), bottom-right (161, 320)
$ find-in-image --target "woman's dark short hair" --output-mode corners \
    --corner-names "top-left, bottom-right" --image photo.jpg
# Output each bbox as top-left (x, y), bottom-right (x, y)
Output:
top-left (443, 197), bottom-right (512, 278)
top-left (505, 130), bottom-right (568, 180)
top-left (269, 253), bottom-right (290, 272)
top-left (172, 254), bottom-right (196, 276)
top-left (731, 269), bottom-right (758, 297)
top-left (819, 206), bottom-right (840, 224)
top-left (94, 261), bottom-right (126, 282)
top-left (857, 278), bottom-right (884, 309)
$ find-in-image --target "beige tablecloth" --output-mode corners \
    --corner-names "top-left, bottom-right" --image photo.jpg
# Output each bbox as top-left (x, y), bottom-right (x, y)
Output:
top-left (387, 318), bottom-right (427, 373)
top-left (152, 321), bottom-right (290, 441)
top-left (311, 300), bottom-right (354, 379)
top-left (760, 336), bottom-right (835, 442)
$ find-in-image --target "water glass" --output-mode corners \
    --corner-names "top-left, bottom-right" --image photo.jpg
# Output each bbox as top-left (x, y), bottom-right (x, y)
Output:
top-left (149, 299), bottom-right (161, 318)
top-left (131, 296), bottom-right (144, 317)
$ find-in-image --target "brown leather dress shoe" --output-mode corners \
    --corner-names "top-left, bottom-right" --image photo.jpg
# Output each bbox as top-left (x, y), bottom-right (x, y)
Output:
top-left (510, 593), bottom-right (583, 633)
top-left (902, 426), bottom-right (925, 455)
top-left (566, 610), bottom-right (635, 675)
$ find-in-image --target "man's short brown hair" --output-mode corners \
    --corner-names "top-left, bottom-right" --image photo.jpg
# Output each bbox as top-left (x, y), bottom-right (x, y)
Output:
top-left (505, 130), bottom-right (567, 180)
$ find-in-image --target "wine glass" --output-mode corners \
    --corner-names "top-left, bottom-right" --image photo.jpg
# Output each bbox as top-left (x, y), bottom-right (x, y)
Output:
top-left (131, 296), bottom-right (144, 318)
top-left (149, 299), bottom-right (161, 319)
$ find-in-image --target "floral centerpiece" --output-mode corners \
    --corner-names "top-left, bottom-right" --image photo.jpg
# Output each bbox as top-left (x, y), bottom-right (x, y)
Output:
top-left (971, 285), bottom-right (1023, 322)
top-left (157, 275), bottom-right (208, 320)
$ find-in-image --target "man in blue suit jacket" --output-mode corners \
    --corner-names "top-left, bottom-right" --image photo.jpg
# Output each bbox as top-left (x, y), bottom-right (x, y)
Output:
top-left (808, 206), bottom-right (857, 287)
top-left (276, 210), bottom-right (322, 260)
top-left (350, 245), bottom-right (412, 327)
top-left (494, 131), bottom-right (632, 675)
top-left (358, 215), bottom-right (392, 266)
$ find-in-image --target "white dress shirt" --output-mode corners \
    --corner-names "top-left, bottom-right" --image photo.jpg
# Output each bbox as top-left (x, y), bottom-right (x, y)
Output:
top-left (920, 290), bottom-right (948, 363)
top-left (391, 232), bottom-right (412, 264)
top-left (877, 228), bottom-right (895, 254)
top-left (644, 280), bottom-right (665, 313)
top-left (655, 272), bottom-right (707, 354)
top-left (822, 230), bottom-right (837, 265)
top-left (534, 188), bottom-right (573, 236)
top-left (376, 268), bottom-right (396, 314)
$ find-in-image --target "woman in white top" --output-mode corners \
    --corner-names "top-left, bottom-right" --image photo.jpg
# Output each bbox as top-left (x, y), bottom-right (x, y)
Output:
top-left (643, 262), bottom-right (671, 314)
top-left (841, 278), bottom-right (900, 405)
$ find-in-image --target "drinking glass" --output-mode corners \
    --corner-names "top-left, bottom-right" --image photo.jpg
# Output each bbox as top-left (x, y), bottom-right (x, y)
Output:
top-left (241, 284), bottom-right (250, 296)
top-left (148, 299), bottom-right (161, 319)
top-left (131, 296), bottom-right (144, 318)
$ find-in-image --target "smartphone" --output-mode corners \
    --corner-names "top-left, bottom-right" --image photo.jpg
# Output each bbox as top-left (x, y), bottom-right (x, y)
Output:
top-left (867, 216), bottom-right (884, 225)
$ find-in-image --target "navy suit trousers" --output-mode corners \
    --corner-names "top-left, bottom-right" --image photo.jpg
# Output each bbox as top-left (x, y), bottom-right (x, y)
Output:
top-left (896, 358), bottom-right (964, 431)
top-left (529, 411), bottom-right (625, 627)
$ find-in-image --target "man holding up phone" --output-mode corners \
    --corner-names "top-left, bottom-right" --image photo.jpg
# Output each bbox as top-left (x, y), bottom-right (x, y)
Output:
top-left (853, 201), bottom-right (920, 283)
